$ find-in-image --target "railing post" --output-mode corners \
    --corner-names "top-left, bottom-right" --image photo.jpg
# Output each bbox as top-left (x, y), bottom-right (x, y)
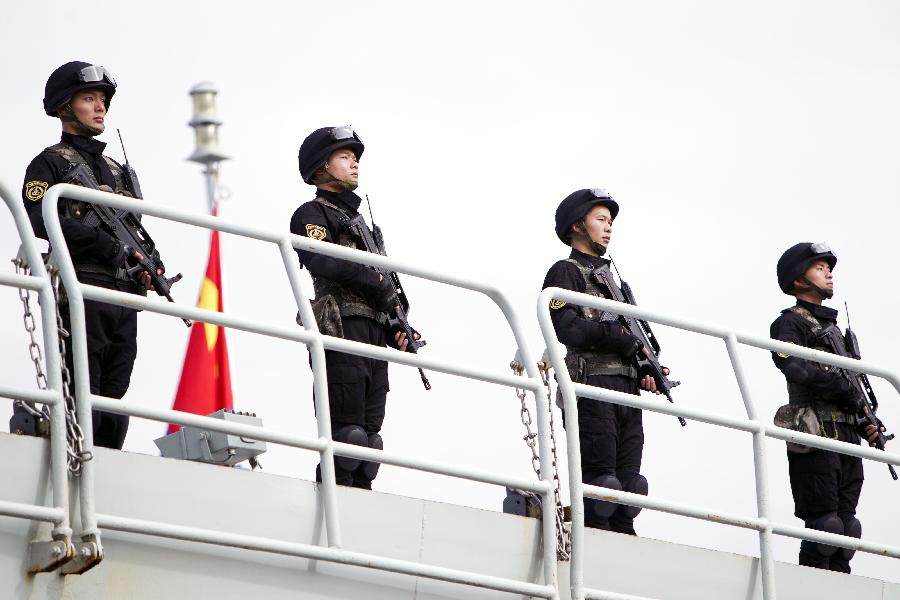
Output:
top-left (724, 333), bottom-right (777, 600)
top-left (40, 185), bottom-right (103, 572)
top-left (278, 238), bottom-right (342, 548)
top-left (537, 292), bottom-right (585, 600)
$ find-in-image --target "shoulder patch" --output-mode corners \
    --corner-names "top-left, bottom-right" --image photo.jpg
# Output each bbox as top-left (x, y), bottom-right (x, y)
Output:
top-left (25, 181), bottom-right (49, 202)
top-left (549, 299), bottom-right (567, 310)
top-left (776, 341), bottom-right (796, 359)
top-left (305, 224), bottom-right (327, 241)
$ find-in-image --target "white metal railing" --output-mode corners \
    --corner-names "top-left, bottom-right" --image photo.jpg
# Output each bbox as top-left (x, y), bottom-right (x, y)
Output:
top-left (0, 182), bottom-right (75, 572)
top-left (538, 286), bottom-right (900, 600)
top-left (6, 179), bottom-right (898, 599)
top-left (25, 183), bottom-right (561, 598)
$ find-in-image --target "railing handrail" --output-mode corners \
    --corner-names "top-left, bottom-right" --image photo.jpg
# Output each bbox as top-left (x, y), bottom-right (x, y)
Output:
top-left (538, 286), bottom-right (899, 600)
top-left (35, 183), bottom-right (560, 598)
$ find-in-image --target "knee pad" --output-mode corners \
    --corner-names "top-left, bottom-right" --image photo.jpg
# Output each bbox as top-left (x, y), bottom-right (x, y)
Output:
top-left (840, 515), bottom-right (862, 561)
top-left (334, 425), bottom-right (367, 472)
top-left (360, 433), bottom-right (383, 481)
top-left (621, 473), bottom-right (648, 519)
top-left (805, 513), bottom-right (843, 557)
top-left (586, 474), bottom-right (622, 519)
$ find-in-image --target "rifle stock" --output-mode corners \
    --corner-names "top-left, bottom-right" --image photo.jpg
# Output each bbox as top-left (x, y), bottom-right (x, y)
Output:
top-left (590, 265), bottom-right (685, 427)
top-left (818, 325), bottom-right (897, 480)
top-left (61, 164), bottom-right (191, 327)
top-left (347, 215), bottom-right (431, 390)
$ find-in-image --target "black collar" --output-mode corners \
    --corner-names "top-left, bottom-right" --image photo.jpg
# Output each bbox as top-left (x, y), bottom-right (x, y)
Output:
top-left (61, 131), bottom-right (107, 156)
top-left (796, 298), bottom-right (838, 322)
top-left (316, 188), bottom-right (361, 214)
top-left (568, 247), bottom-right (610, 270)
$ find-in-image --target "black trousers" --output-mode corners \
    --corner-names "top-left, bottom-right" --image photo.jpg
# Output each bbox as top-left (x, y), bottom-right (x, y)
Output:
top-left (314, 316), bottom-right (389, 489)
top-left (62, 297), bottom-right (138, 450)
top-left (564, 374), bottom-right (643, 535)
top-left (788, 421), bottom-right (864, 573)
top-left (788, 423), bottom-right (864, 573)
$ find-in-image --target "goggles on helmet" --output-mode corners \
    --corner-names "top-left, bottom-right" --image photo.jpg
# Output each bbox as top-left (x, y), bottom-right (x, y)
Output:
top-left (589, 188), bottom-right (612, 199)
top-left (77, 65), bottom-right (116, 87)
top-left (331, 126), bottom-right (361, 143)
top-left (809, 242), bottom-right (832, 254)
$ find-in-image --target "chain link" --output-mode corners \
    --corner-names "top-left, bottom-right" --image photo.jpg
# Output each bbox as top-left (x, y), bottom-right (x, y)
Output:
top-left (511, 359), bottom-right (571, 560)
top-left (12, 258), bottom-right (49, 418)
top-left (49, 269), bottom-right (92, 475)
top-left (11, 257), bottom-right (90, 475)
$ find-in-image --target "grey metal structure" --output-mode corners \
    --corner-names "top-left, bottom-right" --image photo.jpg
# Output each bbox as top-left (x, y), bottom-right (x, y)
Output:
top-left (1, 180), bottom-right (899, 598)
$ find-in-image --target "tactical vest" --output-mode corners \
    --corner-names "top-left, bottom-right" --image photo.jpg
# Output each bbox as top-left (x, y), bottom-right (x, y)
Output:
top-left (562, 259), bottom-right (638, 381)
top-left (784, 305), bottom-right (855, 425)
top-left (310, 197), bottom-right (387, 324)
top-left (45, 142), bottom-right (137, 285)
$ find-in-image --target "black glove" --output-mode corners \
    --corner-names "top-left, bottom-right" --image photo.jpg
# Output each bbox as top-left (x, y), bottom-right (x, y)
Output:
top-left (370, 278), bottom-right (399, 314)
top-left (112, 242), bottom-right (132, 267)
top-left (620, 334), bottom-right (644, 360)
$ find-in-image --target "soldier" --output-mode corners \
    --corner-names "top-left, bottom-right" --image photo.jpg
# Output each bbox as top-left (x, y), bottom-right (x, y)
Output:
top-left (291, 126), bottom-right (414, 489)
top-left (13, 61), bottom-right (155, 449)
top-left (543, 188), bottom-right (663, 535)
top-left (771, 242), bottom-right (882, 573)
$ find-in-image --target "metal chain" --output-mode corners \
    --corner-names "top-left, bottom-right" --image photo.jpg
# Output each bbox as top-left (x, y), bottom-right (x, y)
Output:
top-left (12, 256), bottom-right (91, 474)
top-left (49, 269), bottom-right (91, 475)
top-left (510, 359), bottom-right (571, 560)
top-left (11, 258), bottom-right (49, 418)
top-left (538, 359), bottom-right (571, 560)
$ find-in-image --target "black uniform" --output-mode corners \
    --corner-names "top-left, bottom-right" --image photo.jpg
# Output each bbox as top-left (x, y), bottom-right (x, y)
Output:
top-left (770, 300), bottom-right (865, 573)
top-left (21, 132), bottom-right (141, 449)
top-left (291, 188), bottom-right (395, 489)
top-left (543, 249), bottom-right (646, 534)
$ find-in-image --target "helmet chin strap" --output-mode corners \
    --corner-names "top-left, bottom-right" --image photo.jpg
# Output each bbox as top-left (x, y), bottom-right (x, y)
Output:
top-left (798, 276), bottom-right (834, 299)
top-left (59, 103), bottom-right (103, 136)
top-left (322, 165), bottom-right (359, 191)
top-left (573, 221), bottom-right (608, 256)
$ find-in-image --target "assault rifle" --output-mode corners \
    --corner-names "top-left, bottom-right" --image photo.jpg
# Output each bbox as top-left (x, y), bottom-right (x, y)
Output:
top-left (61, 163), bottom-right (191, 327)
top-left (589, 264), bottom-right (686, 427)
top-left (816, 307), bottom-right (896, 480)
top-left (346, 210), bottom-right (431, 390)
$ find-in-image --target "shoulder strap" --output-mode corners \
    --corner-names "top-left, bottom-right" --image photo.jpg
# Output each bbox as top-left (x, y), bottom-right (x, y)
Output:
top-left (787, 305), bottom-right (822, 334)
top-left (313, 196), bottom-right (352, 222)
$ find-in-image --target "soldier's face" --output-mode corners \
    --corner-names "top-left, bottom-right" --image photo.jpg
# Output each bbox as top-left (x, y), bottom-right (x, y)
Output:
top-left (68, 89), bottom-right (107, 133)
top-left (799, 259), bottom-right (833, 292)
top-left (324, 149), bottom-right (359, 184)
top-left (578, 204), bottom-right (613, 250)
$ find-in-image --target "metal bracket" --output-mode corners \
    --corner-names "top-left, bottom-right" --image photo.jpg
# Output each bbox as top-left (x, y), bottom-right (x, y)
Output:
top-left (59, 538), bottom-right (103, 575)
top-left (27, 539), bottom-right (75, 573)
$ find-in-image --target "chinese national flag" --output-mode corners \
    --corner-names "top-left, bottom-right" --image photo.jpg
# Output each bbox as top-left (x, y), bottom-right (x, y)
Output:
top-left (168, 226), bottom-right (233, 433)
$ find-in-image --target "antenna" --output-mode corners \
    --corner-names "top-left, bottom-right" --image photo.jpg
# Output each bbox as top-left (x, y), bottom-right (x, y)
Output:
top-left (609, 255), bottom-right (624, 283)
top-left (844, 301), bottom-right (852, 329)
top-left (117, 129), bottom-right (130, 164)
top-left (365, 194), bottom-right (376, 226)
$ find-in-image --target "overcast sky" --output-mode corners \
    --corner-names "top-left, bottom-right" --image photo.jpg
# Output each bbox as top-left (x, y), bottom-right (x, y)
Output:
top-left (2, 0), bottom-right (900, 585)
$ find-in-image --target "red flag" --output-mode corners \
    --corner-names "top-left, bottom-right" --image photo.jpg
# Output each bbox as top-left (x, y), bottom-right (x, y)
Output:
top-left (168, 226), bottom-right (233, 432)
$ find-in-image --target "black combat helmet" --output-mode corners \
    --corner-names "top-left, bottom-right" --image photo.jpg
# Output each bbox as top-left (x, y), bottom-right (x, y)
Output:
top-left (776, 242), bottom-right (837, 295)
top-left (298, 126), bottom-right (365, 184)
top-left (44, 61), bottom-right (117, 117)
top-left (554, 188), bottom-right (620, 245)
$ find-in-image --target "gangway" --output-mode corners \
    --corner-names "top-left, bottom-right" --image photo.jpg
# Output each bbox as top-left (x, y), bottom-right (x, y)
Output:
top-left (0, 181), bottom-right (898, 599)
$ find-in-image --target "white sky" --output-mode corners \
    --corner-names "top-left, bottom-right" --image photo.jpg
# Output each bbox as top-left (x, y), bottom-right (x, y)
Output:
top-left (2, 0), bottom-right (900, 585)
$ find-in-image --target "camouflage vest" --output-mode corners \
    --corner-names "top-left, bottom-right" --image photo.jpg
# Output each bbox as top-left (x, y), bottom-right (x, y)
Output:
top-left (784, 305), bottom-right (855, 424)
top-left (46, 142), bottom-right (135, 284)
top-left (562, 259), bottom-right (637, 381)
top-left (310, 197), bottom-right (386, 324)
